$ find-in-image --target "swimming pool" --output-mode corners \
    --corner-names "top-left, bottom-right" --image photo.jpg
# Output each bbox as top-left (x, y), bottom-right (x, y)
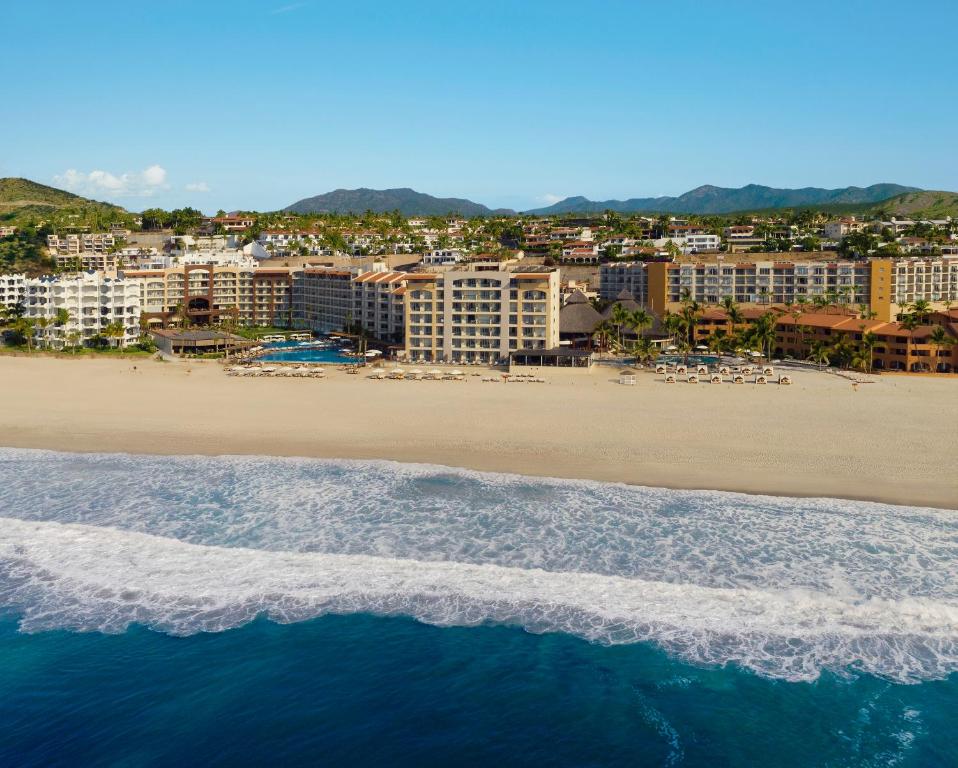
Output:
top-left (654, 354), bottom-right (721, 366)
top-left (258, 341), bottom-right (361, 365)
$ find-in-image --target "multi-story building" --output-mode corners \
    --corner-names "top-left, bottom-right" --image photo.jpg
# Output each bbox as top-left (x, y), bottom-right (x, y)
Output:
top-left (350, 270), bottom-right (408, 340)
top-left (823, 218), bottom-right (868, 240)
top-left (46, 233), bottom-right (116, 256)
top-left (600, 255), bottom-right (900, 319)
top-left (53, 251), bottom-right (121, 272)
top-left (12, 273), bottom-right (141, 348)
top-left (295, 267), bottom-right (409, 341)
top-left (295, 268), bottom-right (355, 333)
top-left (890, 256), bottom-right (958, 316)
top-left (122, 266), bottom-right (297, 328)
top-left (0, 273), bottom-right (25, 308)
top-left (403, 264), bottom-right (560, 364)
top-left (0, 226), bottom-right (17, 238)
top-left (690, 307), bottom-right (958, 373)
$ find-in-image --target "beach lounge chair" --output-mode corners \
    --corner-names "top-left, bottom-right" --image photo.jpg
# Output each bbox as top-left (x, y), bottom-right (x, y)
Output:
top-left (778, 375), bottom-right (792, 385)
top-left (763, 366), bottom-right (774, 376)
top-left (710, 374), bottom-right (722, 384)
top-left (697, 365), bottom-right (708, 375)
top-left (655, 364), bottom-right (667, 374)
top-left (665, 374), bottom-right (676, 383)
top-left (719, 366), bottom-right (730, 376)
top-left (741, 366), bottom-right (753, 376)
top-left (733, 374), bottom-right (745, 384)
top-left (687, 374), bottom-right (699, 384)
top-left (676, 365), bottom-right (688, 376)
top-left (755, 375), bottom-right (768, 384)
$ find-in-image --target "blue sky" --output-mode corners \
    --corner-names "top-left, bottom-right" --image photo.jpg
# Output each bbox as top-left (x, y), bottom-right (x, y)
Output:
top-left (2, 0), bottom-right (956, 212)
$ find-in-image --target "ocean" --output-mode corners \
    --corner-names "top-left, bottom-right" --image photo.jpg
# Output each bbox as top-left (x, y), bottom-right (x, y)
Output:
top-left (0, 449), bottom-right (955, 766)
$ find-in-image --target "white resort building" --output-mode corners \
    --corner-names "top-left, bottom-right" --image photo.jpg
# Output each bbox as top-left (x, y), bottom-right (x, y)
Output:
top-left (11, 272), bottom-right (142, 348)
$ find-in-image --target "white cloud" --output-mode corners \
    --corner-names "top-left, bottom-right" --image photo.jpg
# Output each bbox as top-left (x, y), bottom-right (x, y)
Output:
top-left (539, 193), bottom-right (564, 205)
top-left (185, 181), bottom-right (211, 193)
top-left (52, 165), bottom-right (170, 198)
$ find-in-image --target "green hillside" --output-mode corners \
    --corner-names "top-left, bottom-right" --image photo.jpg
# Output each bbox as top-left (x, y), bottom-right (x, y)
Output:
top-left (870, 191), bottom-right (958, 218)
top-left (0, 177), bottom-right (87, 207)
top-left (0, 177), bottom-right (128, 228)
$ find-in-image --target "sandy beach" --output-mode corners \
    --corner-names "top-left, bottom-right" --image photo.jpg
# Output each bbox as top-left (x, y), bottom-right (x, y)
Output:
top-left (0, 356), bottom-right (955, 509)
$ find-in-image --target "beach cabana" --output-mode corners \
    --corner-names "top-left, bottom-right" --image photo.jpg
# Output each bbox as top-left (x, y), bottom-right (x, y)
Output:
top-left (618, 368), bottom-right (637, 386)
top-left (559, 290), bottom-right (604, 348)
top-left (710, 373), bottom-right (722, 384)
top-left (778, 375), bottom-right (793, 385)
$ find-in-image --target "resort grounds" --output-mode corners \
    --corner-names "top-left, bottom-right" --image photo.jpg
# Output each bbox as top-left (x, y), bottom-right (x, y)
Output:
top-left (1, 355), bottom-right (955, 510)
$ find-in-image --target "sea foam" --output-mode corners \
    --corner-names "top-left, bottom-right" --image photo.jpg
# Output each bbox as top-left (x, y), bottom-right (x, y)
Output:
top-left (0, 448), bottom-right (955, 682)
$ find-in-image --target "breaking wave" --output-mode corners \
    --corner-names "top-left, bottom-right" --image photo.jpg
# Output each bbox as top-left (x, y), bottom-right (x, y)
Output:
top-left (0, 449), bottom-right (956, 683)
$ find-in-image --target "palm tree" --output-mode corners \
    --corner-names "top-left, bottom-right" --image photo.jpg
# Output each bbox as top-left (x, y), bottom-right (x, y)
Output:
top-left (610, 303), bottom-right (630, 351)
top-left (928, 326), bottom-right (955, 372)
top-left (857, 330), bottom-right (877, 372)
top-left (895, 300), bottom-right (911, 322)
top-left (12, 317), bottom-right (35, 351)
top-left (66, 330), bottom-right (81, 353)
top-left (808, 340), bottom-right (831, 370)
top-left (631, 336), bottom-right (657, 366)
top-left (627, 308), bottom-right (653, 339)
top-left (858, 303), bottom-right (877, 320)
top-left (911, 299), bottom-right (931, 324)
top-left (103, 320), bottom-right (126, 348)
top-left (34, 317), bottom-right (51, 350)
top-left (591, 321), bottom-right (615, 352)
top-left (748, 312), bottom-right (778, 362)
top-left (830, 338), bottom-right (855, 369)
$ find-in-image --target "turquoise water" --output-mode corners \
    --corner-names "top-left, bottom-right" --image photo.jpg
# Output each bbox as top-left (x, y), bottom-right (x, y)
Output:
top-left (0, 449), bottom-right (955, 766)
top-left (258, 341), bottom-right (360, 364)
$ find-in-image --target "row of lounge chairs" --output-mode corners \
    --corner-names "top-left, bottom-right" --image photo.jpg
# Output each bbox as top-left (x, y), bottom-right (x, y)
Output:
top-left (368, 369), bottom-right (466, 381)
top-left (227, 365), bottom-right (326, 378)
top-left (655, 364), bottom-right (776, 377)
top-left (481, 375), bottom-right (546, 383)
top-left (663, 373), bottom-right (792, 385)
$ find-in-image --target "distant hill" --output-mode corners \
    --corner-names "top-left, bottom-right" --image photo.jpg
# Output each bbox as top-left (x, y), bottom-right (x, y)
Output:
top-left (284, 187), bottom-right (515, 217)
top-left (525, 184), bottom-right (921, 215)
top-left (867, 190), bottom-right (958, 218)
top-left (0, 177), bottom-right (125, 225)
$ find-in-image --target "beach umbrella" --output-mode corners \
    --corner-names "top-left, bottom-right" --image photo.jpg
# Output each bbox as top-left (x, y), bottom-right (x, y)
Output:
top-left (391, 368), bottom-right (404, 374)
top-left (429, 369), bottom-right (442, 377)
top-left (451, 369), bottom-right (464, 376)
top-left (750, 351), bottom-right (762, 357)
top-left (666, 345), bottom-right (677, 351)
top-left (410, 368), bottom-right (424, 375)
top-left (695, 344), bottom-right (708, 351)
top-left (364, 350), bottom-right (379, 357)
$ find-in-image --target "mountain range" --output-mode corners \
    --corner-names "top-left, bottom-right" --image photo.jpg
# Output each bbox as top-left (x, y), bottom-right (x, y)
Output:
top-left (524, 184), bottom-right (921, 215)
top-left (283, 187), bottom-right (515, 217)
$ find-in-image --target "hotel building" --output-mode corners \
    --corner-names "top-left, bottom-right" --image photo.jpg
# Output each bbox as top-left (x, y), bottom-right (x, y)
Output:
top-left (598, 255), bottom-right (950, 321)
top-left (403, 264), bottom-right (560, 364)
top-left (692, 307), bottom-right (958, 373)
top-left (121, 266), bottom-right (296, 328)
top-left (14, 272), bottom-right (142, 348)
top-left (294, 267), bottom-right (407, 340)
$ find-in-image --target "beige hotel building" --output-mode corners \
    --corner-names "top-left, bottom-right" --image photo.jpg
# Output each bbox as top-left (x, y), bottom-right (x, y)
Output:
top-left (403, 264), bottom-right (560, 364)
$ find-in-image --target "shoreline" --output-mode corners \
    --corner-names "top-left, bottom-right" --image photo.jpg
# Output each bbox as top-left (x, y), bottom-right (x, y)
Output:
top-left (1, 356), bottom-right (955, 510)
